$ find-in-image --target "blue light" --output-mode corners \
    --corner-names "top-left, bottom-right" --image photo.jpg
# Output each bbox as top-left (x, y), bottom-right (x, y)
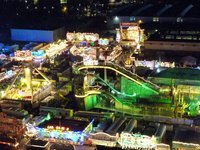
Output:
top-left (50, 131), bottom-right (57, 138)
top-left (32, 50), bottom-right (45, 57)
top-left (5, 70), bottom-right (13, 77)
top-left (33, 126), bottom-right (87, 144)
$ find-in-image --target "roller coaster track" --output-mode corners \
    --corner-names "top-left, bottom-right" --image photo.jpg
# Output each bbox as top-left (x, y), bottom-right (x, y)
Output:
top-left (74, 67), bottom-right (137, 98)
top-left (96, 75), bottom-right (137, 97)
top-left (73, 61), bottom-right (160, 95)
top-left (75, 90), bottom-right (101, 98)
top-left (75, 79), bottom-right (136, 99)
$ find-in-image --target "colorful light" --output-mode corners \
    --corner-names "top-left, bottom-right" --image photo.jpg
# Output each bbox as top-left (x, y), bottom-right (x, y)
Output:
top-left (14, 50), bottom-right (32, 61)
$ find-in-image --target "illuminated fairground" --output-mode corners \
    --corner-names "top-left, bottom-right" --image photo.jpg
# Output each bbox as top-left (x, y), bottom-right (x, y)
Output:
top-left (0, 22), bottom-right (199, 150)
top-left (66, 26), bottom-right (200, 126)
top-left (0, 50), bottom-right (53, 103)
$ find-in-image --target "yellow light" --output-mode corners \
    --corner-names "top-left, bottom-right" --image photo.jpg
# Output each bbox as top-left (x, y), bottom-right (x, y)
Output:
top-left (1, 90), bottom-right (5, 97)
top-left (61, 127), bottom-right (65, 130)
top-left (75, 90), bottom-right (101, 98)
top-left (21, 78), bottom-right (27, 83)
top-left (62, 6), bottom-right (67, 13)
top-left (33, 0), bottom-right (38, 5)
top-left (43, 81), bottom-right (49, 85)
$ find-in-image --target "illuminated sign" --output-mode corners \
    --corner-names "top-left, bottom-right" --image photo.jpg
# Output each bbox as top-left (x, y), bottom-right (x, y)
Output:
top-left (118, 132), bottom-right (157, 149)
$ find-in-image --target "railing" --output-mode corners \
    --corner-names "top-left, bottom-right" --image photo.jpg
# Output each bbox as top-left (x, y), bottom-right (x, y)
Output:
top-left (75, 87), bottom-right (102, 98)
top-left (73, 63), bottom-right (137, 98)
top-left (107, 61), bottom-right (160, 90)
top-left (72, 61), bottom-right (160, 94)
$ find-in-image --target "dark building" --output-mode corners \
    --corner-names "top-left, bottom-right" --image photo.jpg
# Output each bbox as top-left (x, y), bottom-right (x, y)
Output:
top-left (110, 3), bottom-right (200, 25)
top-left (173, 127), bottom-right (200, 150)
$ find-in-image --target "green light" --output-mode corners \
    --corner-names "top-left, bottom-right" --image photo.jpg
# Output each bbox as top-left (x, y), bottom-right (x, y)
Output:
top-left (96, 75), bottom-right (137, 98)
top-left (45, 113), bottom-right (51, 121)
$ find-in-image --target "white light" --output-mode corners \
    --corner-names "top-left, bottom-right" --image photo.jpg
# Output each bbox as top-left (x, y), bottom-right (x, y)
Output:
top-left (156, 68), bottom-right (161, 73)
top-left (155, 64), bottom-right (159, 68)
top-left (114, 16), bottom-right (119, 22)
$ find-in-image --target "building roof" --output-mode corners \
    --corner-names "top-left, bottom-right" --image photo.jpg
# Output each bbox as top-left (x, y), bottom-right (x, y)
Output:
top-left (174, 128), bottom-right (200, 145)
top-left (38, 118), bottom-right (89, 132)
top-left (29, 139), bottom-right (48, 147)
top-left (11, 25), bottom-right (63, 31)
top-left (112, 3), bottom-right (200, 18)
top-left (151, 68), bottom-right (200, 80)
